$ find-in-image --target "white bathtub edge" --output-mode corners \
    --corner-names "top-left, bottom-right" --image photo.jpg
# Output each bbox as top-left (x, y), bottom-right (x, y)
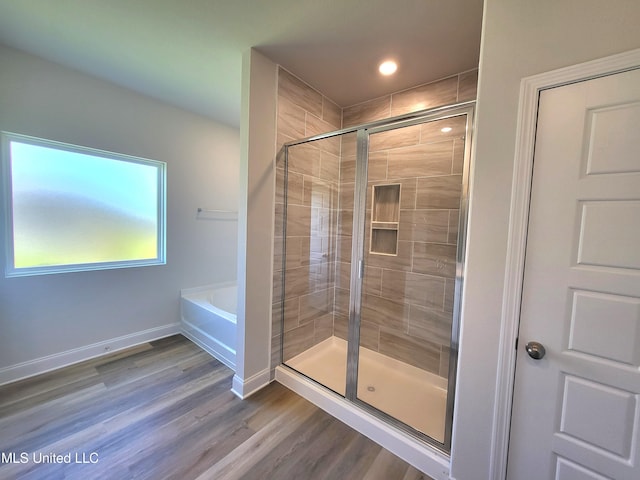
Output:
top-left (180, 281), bottom-right (236, 297)
top-left (275, 365), bottom-right (451, 480)
top-left (181, 321), bottom-right (236, 371)
top-left (0, 323), bottom-right (181, 387)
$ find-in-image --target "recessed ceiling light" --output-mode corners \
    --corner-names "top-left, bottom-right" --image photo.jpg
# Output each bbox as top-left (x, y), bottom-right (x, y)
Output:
top-left (441, 127), bottom-right (453, 133)
top-left (378, 60), bottom-right (397, 76)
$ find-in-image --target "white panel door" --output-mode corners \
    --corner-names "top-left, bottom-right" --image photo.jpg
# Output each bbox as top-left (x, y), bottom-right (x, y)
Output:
top-left (507, 68), bottom-right (640, 479)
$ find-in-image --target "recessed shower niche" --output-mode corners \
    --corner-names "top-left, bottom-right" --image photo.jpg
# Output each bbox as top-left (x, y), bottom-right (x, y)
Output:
top-left (276, 102), bottom-right (474, 453)
top-left (370, 183), bottom-right (400, 255)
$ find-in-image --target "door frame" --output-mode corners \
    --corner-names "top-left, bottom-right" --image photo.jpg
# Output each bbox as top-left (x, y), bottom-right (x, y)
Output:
top-left (489, 47), bottom-right (640, 480)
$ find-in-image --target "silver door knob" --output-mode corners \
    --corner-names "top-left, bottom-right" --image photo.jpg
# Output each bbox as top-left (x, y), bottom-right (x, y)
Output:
top-left (525, 341), bottom-right (546, 360)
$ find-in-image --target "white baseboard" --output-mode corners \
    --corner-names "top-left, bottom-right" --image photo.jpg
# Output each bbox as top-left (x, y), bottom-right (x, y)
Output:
top-left (231, 368), bottom-right (271, 399)
top-left (180, 323), bottom-right (236, 371)
top-left (275, 365), bottom-right (451, 480)
top-left (0, 323), bottom-right (181, 386)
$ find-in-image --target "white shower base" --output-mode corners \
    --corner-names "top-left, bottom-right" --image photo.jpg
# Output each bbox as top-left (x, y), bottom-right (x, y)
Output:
top-left (285, 336), bottom-right (447, 443)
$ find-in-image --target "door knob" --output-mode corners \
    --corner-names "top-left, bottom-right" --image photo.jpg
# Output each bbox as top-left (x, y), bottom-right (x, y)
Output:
top-left (525, 341), bottom-right (546, 360)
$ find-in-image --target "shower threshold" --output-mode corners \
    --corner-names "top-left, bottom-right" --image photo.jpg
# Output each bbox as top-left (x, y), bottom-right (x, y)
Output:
top-left (285, 336), bottom-right (447, 443)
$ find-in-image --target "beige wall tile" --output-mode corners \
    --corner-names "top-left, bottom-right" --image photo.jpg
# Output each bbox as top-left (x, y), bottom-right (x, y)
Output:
top-left (448, 209), bottom-right (460, 245)
top-left (276, 133), bottom-right (294, 156)
top-left (380, 270), bottom-right (446, 310)
top-left (337, 234), bottom-right (352, 264)
top-left (306, 116), bottom-right (341, 155)
top-left (370, 124), bottom-right (420, 152)
top-left (334, 312), bottom-right (348, 341)
top-left (283, 321), bottom-right (316, 361)
top-left (335, 287), bottom-right (350, 317)
top-left (320, 150), bottom-right (340, 181)
top-left (412, 242), bottom-right (457, 278)
top-left (322, 97), bottom-right (342, 129)
top-left (340, 155), bottom-right (356, 183)
top-left (408, 304), bottom-right (452, 346)
top-left (288, 142), bottom-right (321, 177)
top-left (444, 278), bottom-right (455, 314)
top-left (304, 177), bottom-right (336, 209)
top-left (398, 178), bottom-right (417, 210)
top-left (439, 346), bottom-right (451, 378)
top-left (300, 235), bottom-right (312, 266)
top-left (452, 138), bottom-right (465, 175)
top-left (278, 95), bottom-right (306, 139)
top-left (363, 265), bottom-right (382, 297)
top-left (457, 69), bottom-right (478, 102)
top-left (299, 288), bottom-right (334, 325)
top-left (310, 260), bottom-right (334, 291)
top-left (420, 116), bottom-right (466, 145)
top-left (368, 152), bottom-right (389, 181)
top-left (282, 236), bottom-right (304, 270)
top-left (278, 68), bottom-right (323, 118)
top-left (275, 169), bottom-right (304, 205)
top-left (341, 152), bottom-right (388, 184)
top-left (340, 131), bottom-right (357, 157)
top-left (361, 293), bottom-right (408, 331)
top-left (283, 265), bottom-right (312, 299)
top-left (338, 208), bottom-right (353, 236)
top-left (367, 240), bottom-right (413, 271)
top-left (378, 328), bottom-right (441, 374)
top-left (336, 261), bottom-right (351, 289)
top-left (285, 204), bottom-right (312, 237)
top-left (387, 142), bottom-right (454, 178)
top-left (416, 175), bottom-right (462, 209)
top-left (314, 313), bottom-right (334, 343)
top-left (281, 297), bottom-right (301, 333)
top-left (398, 209), bottom-right (449, 244)
top-left (359, 320), bottom-right (380, 351)
top-left (391, 77), bottom-right (458, 117)
top-left (339, 181), bottom-right (355, 210)
top-left (343, 95), bottom-right (391, 127)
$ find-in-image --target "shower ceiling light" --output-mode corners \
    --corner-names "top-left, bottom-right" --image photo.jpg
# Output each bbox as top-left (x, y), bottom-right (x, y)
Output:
top-left (378, 60), bottom-right (397, 76)
top-left (441, 127), bottom-right (453, 133)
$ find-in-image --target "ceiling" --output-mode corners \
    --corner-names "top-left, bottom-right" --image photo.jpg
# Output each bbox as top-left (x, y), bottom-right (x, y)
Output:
top-left (0, 0), bottom-right (483, 128)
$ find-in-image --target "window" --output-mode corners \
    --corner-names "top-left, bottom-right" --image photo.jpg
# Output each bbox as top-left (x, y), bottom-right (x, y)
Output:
top-left (1, 132), bottom-right (166, 277)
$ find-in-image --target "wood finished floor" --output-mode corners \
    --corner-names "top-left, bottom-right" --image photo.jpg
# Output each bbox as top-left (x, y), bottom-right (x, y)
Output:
top-left (0, 335), bottom-right (433, 480)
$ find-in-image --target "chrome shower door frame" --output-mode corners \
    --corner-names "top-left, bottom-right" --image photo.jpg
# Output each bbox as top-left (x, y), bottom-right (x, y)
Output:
top-left (281, 101), bottom-right (475, 453)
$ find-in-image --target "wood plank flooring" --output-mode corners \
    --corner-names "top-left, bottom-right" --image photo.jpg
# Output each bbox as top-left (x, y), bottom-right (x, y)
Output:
top-left (0, 335), bottom-right (433, 480)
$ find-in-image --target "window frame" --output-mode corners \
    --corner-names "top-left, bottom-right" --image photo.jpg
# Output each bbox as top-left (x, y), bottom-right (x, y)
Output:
top-left (1, 131), bottom-right (166, 277)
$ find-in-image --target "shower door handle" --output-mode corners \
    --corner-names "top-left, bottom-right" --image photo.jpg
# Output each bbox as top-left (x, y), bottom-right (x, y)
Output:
top-left (525, 341), bottom-right (546, 360)
top-left (358, 260), bottom-right (364, 279)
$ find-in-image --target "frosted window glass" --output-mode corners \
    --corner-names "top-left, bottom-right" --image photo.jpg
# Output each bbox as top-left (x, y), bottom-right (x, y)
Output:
top-left (2, 133), bottom-right (166, 276)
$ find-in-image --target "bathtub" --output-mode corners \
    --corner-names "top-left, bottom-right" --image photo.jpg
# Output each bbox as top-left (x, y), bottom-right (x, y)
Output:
top-left (180, 282), bottom-right (237, 370)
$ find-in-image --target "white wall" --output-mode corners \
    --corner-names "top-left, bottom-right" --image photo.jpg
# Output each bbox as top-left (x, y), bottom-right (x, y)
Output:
top-left (452, 1), bottom-right (640, 478)
top-left (233, 49), bottom-right (277, 398)
top-left (0, 45), bottom-right (240, 382)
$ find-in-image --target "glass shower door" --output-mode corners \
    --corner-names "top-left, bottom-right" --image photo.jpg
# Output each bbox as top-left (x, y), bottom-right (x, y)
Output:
top-left (279, 103), bottom-right (474, 452)
top-left (280, 132), bottom-right (356, 396)
top-left (352, 112), bottom-right (471, 447)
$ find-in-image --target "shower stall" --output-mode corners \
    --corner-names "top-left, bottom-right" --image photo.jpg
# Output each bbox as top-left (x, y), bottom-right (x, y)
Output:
top-left (275, 102), bottom-right (473, 451)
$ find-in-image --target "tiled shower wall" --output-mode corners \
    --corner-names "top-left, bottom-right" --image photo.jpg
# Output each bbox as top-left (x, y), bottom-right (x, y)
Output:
top-left (272, 69), bottom-right (342, 375)
top-left (272, 67), bottom-right (477, 379)
top-left (335, 116), bottom-right (468, 378)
